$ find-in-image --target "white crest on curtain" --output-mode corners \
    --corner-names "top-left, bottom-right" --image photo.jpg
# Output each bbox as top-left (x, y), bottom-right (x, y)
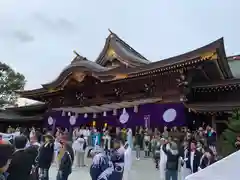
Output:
top-left (84, 113), bottom-right (88, 118)
top-left (163, 108), bottom-right (177, 122)
top-left (48, 116), bottom-right (54, 125)
top-left (68, 112), bottom-right (71, 116)
top-left (93, 113), bottom-right (97, 119)
top-left (119, 108), bottom-right (129, 124)
top-left (69, 116), bottom-right (76, 125)
top-left (61, 111), bottom-right (65, 116)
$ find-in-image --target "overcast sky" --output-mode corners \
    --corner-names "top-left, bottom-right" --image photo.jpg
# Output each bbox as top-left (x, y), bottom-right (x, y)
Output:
top-left (0, 0), bottom-right (239, 90)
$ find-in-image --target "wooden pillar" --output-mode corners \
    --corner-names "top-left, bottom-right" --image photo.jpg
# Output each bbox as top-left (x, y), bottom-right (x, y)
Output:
top-left (211, 115), bottom-right (216, 130)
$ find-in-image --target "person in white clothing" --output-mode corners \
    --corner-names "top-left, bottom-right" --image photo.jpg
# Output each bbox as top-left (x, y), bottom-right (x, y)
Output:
top-left (73, 135), bottom-right (86, 167)
top-left (159, 138), bottom-right (168, 180)
top-left (123, 142), bottom-right (132, 180)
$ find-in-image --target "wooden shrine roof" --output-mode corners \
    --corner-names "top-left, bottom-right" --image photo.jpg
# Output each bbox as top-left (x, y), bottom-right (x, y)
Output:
top-left (17, 35), bottom-right (233, 99)
top-left (53, 97), bottom-right (162, 114)
top-left (96, 29), bottom-right (150, 67)
top-left (192, 78), bottom-right (240, 89)
top-left (186, 102), bottom-right (240, 112)
top-left (0, 109), bottom-right (43, 122)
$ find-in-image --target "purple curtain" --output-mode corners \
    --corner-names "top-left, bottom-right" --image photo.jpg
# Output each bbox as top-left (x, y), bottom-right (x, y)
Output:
top-left (44, 103), bottom-right (186, 128)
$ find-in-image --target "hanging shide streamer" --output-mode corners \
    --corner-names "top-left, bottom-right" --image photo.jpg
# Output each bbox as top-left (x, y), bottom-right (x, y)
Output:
top-left (134, 105), bottom-right (138, 113)
top-left (113, 109), bottom-right (117, 116)
top-left (103, 111), bottom-right (107, 117)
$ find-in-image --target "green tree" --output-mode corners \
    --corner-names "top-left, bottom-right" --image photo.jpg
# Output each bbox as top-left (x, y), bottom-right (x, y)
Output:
top-left (219, 109), bottom-right (240, 157)
top-left (0, 62), bottom-right (26, 107)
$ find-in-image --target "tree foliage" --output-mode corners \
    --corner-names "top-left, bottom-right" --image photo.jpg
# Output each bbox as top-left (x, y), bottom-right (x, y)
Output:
top-left (0, 62), bottom-right (26, 107)
top-left (219, 109), bottom-right (240, 157)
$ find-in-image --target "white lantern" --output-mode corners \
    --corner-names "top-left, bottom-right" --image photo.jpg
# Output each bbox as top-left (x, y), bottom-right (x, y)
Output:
top-left (75, 113), bottom-right (78, 119)
top-left (103, 111), bottom-right (107, 117)
top-left (69, 116), bottom-right (76, 125)
top-left (48, 116), bottom-right (54, 125)
top-left (84, 113), bottom-right (88, 118)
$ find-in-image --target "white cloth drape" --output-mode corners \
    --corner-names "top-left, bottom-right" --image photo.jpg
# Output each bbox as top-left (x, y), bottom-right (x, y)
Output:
top-left (159, 145), bottom-right (168, 180)
top-left (123, 147), bottom-right (132, 180)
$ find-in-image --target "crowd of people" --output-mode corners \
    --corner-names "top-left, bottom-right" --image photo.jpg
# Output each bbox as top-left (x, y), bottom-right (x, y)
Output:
top-left (0, 124), bottom-right (220, 180)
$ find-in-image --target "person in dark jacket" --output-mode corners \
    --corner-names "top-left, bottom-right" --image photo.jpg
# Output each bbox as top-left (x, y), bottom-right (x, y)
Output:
top-left (90, 148), bottom-right (113, 180)
top-left (135, 131), bottom-right (141, 160)
top-left (185, 140), bottom-right (202, 174)
top-left (0, 143), bottom-right (14, 180)
top-left (57, 143), bottom-right (74, 180)
top-left (109, 139), bottom-right (125, 180)
top-left (7, 135), bottom-right (36, 180)
top-left (38, 134), bottom-right (54, 180)
top-left (162, 141), bottom-right (180, 180)
top-left (199, 148), bottom-right (215, 170)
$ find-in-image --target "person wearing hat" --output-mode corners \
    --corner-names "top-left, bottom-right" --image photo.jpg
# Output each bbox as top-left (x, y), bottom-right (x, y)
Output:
top-left (162, 141), bottom-right (180, 180)
top-left (0, 143), bottom-right (14, 180)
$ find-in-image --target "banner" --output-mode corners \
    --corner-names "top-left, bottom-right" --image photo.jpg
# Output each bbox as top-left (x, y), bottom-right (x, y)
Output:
top-left (0, 132), bottom-right (20, 141)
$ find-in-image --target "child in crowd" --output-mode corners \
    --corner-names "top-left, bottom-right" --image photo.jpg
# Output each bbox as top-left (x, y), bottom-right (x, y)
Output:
top-left (0, 143), bottom-right (14, 180)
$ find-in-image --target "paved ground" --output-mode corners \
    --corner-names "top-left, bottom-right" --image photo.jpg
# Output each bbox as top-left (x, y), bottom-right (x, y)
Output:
top-left (49, 152), bottom-right (159, 180)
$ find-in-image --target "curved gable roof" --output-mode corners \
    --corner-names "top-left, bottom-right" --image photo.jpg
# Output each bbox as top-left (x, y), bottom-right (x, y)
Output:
top-left (95, 30), bottom-right (150, 67)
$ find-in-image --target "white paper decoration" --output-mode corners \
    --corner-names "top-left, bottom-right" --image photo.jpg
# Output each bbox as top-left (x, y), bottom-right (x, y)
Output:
top-left (69, 116), bottom-right (76, 125)
top-left (163, 108), bottom-right (177, 123)
top-left (84, 113), bottom-right (88, 118)
top-left (48, 116), bottom-right (54, 125)
top-left (103, 111), bottom-right (107, 117)
top-left (119, 108), bottom-right (129, 124)
top-left (93, 113), bottom-right (97, 119)
top-left (113, 109), bottom-right (117, 116)
top-left (134, 105), bottom-right (138, 113)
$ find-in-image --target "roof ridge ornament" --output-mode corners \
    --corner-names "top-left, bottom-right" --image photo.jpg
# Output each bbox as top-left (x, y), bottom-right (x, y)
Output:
top-left (108, 28), bottom-right (113, 34)
top-left (72, 50), bottom-right (87, 64)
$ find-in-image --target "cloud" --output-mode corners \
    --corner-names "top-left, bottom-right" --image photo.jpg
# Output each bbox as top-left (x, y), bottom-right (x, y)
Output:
top-left (33, 13), bottom-right (77, 33)
top-left (12, 30), bottom-right (34, 43)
